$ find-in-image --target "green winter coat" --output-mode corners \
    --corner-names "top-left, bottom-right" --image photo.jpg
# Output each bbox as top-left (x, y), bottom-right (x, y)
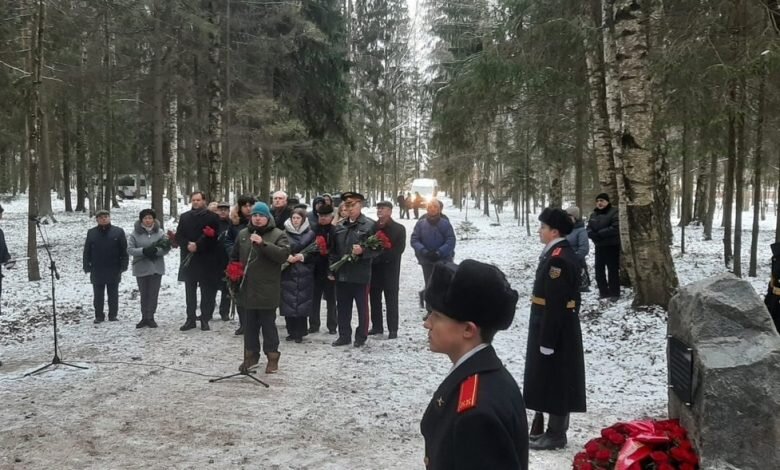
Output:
top-left (231, 218), bottom-right (290, 310)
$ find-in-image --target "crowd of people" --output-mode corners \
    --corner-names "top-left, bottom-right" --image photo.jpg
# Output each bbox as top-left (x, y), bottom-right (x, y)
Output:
top-left (78, 190), bottom-right (463, 375)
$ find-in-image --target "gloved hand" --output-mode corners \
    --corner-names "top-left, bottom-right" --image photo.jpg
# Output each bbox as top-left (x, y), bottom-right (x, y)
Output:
top-left (427, 250), bottom-right (441, 262)
top-left (142, 246), bottom-right (157, 259)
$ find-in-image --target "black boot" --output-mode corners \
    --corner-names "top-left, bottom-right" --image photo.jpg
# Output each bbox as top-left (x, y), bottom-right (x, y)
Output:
top-left (234, 326), bottom-right (244, 335)
top-left (147, 318), bottom-right (158, 328)
top-left (180, 318), bottom-right (197, 331)
top-left (136, 319), bottom-right (148, 329)
top-left (529, 414), bottom-right (569, 450)
top-left (529, 412), bottom-right (545, 441)
top-left (200, 319), bottom-right (210, 331)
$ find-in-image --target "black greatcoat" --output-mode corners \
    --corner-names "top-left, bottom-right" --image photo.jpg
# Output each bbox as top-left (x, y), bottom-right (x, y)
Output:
top-left (764, 242), bottom-right (780, 332)
top-left (83, 224), bottom-right (128, 284)
top-left (421, 346), bottom-right (529, 470)
top-left (523, 239), bottom-right (586, 415)
top-left (175, 208), bottom-right (222, 283)
top-left (371, 218), bottom-right (406, 290)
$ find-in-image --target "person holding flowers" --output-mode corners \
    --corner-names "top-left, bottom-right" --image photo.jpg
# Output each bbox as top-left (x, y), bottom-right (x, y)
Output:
top-left (127, 208), bottom-right (171, 328)
top-left (280, 208), bottom-right (316, 343)
top-left (368, 200), bottom-right (406, 339)
top-left (175, 191), bottom-right (222, 332)
top-left (328, 191), bottom-right (380, 348)
top-left (231, 202), bottom-right (290, 374)
top-left (309, 204), bottom-right (338, 334)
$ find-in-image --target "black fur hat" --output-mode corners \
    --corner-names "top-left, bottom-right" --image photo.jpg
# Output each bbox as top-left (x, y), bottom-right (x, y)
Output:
top-left (317, 204), bottom-right (334, 215)
top-left (424, 260), bottom-right (518, 331)
top-left (139, 208), bottom-right (157, 220)
top-left (538, 207), bottom-right (574, 235)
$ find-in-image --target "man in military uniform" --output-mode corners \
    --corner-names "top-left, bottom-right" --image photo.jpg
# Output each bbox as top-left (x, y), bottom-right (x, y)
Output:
top-left (764, 242), bottom-right (780, 333)
top-left (524, 207), bottom-right (586, 450)
top-left (421, 260), bottom-right (528, 470)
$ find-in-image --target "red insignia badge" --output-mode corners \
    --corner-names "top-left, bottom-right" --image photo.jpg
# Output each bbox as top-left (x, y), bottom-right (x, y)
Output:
top-left (457, 374), bottom-right (479, 413)
top-left (552, 247), bottom-right (562, 257)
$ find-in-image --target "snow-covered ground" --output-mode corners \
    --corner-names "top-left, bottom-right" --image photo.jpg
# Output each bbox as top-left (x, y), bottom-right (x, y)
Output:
top-left (0, 195), bottom-right (774, 469)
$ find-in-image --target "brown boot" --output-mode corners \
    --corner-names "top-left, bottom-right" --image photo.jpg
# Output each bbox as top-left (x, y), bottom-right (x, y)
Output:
top-left (238, 349), bottom-right (260, 373)
top-left (265, 351), bottom-right (280, 374)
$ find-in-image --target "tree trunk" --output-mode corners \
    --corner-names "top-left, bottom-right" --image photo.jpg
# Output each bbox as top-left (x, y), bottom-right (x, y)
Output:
top-left (609, 0), bottom-right (678, 307)
top-left (207, 0), bottom-right (223, 202)
top-left (75, 30), bottom-right (87, 212)
top-left (168, 95), bottom-right (179, 222)
top-left (749, 59), bottom-right (766, 277)
top-left (38, 101), bottom-right (54, 219)
top-left (151, 2), bottom-right (165, 221)
top-left (584, 0), bottom-right (617, 200)
top-left (733, 79), bottom-right (747, 278)
top-left (61, 105), bottom-right (73, 212)
top-left (679, 121), bottom-right (692, 226)
top-left (704, 152), bottom-right (717, 240)
top-left (26, 0), bottom-right (44, 282)
top-left (692, 149), bottom-right (708, 224)
top-left (722, 84), bottom-right (737, 266)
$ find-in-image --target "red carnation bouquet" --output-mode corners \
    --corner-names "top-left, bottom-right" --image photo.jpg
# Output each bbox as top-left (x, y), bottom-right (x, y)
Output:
top-left (329, 232), bottom-right (390, 272)
top-left (224, 261), bottom-right (245, 319)
top-left (572, 419), bottom-right (699, 470)
top-left (315, 235), bottom-right (328, 256)
top-left (166, 229), bottom-right (179, 249)
top-left (181, 225), bottom-right (218, 269)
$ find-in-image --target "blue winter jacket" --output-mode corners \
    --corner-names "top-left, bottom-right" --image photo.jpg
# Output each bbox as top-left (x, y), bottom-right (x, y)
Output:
top-left (566, 219), bottom-right (589, 262)
top-left (410, 215), bottom-right (456, 264)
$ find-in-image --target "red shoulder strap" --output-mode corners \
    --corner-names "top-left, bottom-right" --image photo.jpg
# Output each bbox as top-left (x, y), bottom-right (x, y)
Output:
top-left (552, 247), bottom-right (562, 257)
top-left (457, 374), bottom-right (479, 413)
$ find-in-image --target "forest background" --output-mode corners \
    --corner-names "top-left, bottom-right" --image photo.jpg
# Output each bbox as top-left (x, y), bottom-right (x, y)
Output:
top-left (2, 0), bottom-right (780, 309)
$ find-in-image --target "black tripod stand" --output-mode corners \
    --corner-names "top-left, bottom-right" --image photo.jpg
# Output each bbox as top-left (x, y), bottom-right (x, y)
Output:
top-left (209, 246), bottom-right (268, 387)
top-left (26, 218), bottom-right (86, 376)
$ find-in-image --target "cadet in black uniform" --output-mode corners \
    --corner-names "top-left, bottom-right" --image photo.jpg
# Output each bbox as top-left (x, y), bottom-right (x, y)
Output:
top-left (524, 207), bottom-right (586, 450)
top-left (764, 242), bottom-right (780, 333)
top-left (421, 260), bottom-right (528, 470)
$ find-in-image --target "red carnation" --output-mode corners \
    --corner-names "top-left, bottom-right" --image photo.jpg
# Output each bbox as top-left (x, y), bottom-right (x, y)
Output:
top-left (202, 225), bottom-right (216, 238)
top-left (166, 229), bottom-right (179, 249)
top-left (225, 261), bottom-right (245, 283)
top-left (315, 235), bottom-right (328, 256)
top-left (650, 450), bottom-right (669, 462)
top-left (658, 463), bottom-right (675, 470)
top-left (595, 449), bottom-right (611, 462)
top-left (375, 230), bottom-right (392, 249)
top-left (584, 439), bottom-right (601, 458)
top-left (608, 432), bottom-right (625, 446)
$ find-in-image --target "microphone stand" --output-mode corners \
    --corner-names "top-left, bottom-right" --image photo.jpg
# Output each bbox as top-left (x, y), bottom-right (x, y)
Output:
top-left (26, 218), bottom-right (87, 376)
top-left (209, 244), bottom-right (268, 387)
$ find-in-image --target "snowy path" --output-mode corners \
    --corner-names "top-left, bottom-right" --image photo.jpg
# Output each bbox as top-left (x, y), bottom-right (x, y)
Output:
top-left (0, 197), bottom-right (773, 469)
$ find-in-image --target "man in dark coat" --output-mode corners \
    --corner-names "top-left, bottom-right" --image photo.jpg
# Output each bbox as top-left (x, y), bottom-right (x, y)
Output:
top-left (368, 201), bottom-right (406, 339)
top-left (587, 193), bottom-right (620, 299)
top-left (310, 203), bottom-right (338, 334)
top-left (0, 205), bottom-right (12, 316)
top-left (764, 242), bottom-right (780, 333)
top-left (329, 191), bottom-right (380, 347)
top-left (307, 195), bottom-right (325, 227)
top-left (396, 193), bottom-right (408, 219)
top-left (83, 210), bottom-right (129, 323)
top-left (176, 191), bottom-right (222, 331)
top-left (271, 191), bottom-right (293, 229)
top-left (215, 202), bottom-right (232, 321)
top-left (225, 194), bottom-right (255, 335)
top-left (525, 207), bottom-right (586, 451)
top-left (421, 260), bottom-right (527, 470)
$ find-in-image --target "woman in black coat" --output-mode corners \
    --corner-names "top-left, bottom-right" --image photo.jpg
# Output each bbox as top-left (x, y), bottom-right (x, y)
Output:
top-left (280, 209), bottom-right (316, 342)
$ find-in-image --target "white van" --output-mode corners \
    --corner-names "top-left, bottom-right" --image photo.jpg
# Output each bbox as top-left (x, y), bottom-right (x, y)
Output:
top-left (410, 178), bottom-right (438, 208)
top-left (116, 174), bottom-right (148, 199)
